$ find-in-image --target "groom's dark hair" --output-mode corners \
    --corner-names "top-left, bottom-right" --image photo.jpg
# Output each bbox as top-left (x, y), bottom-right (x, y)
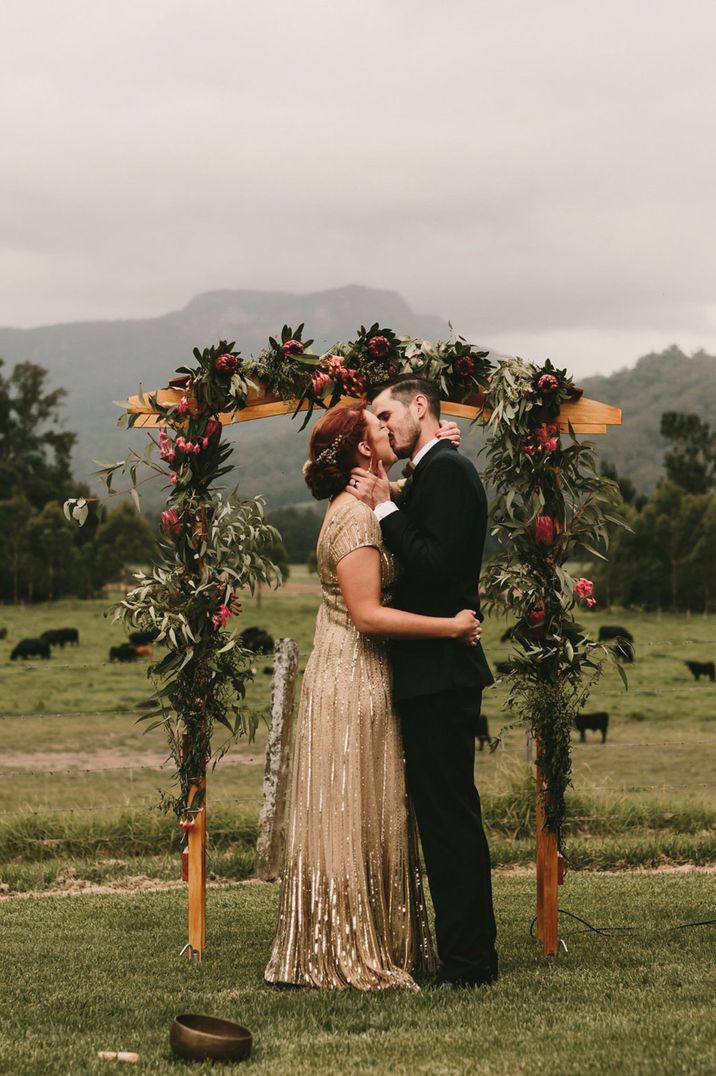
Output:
top-left (368, 375), bottom-right (441, 420)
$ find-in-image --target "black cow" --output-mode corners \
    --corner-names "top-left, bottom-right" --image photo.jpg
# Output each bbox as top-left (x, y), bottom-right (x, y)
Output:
top-left (41, 628), bottom-right (79, 648)
top-left (129, 629), bottom-right (160, 646)
top-left (495, 659), bottom-right (515, 676)
top-left (598, 625), bottom-right (633, 644)
top-left (685, 660), bottom-right (715, 682)
top-left (239, 627), bottom-right (274, 655)
top-left (613, 639), bottom-right (635, 663)
top-left (109, 643), bottom-right (141, 662)
top-left (11, 638), bottom-right (51, 660)
top-left (0, 627), bottom-right (7, 640)
top-left (474, 714), bottom-right (490, 751)
top-left (575, 711), bottom-right (609, 743)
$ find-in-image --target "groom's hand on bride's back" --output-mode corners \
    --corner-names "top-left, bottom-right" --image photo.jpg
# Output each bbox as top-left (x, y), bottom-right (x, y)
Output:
top-left (346, 461), bottom-right (391, 509)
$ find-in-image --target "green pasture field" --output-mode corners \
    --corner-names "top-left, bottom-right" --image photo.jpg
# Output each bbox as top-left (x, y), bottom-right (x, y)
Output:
top-left (1, 577), bottom-right (715, 890)
top-left (1, 872), bottom-right (715, 1075)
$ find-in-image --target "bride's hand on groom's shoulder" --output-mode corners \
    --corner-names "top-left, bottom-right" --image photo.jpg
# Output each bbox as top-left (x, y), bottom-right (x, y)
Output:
top-left (346, 462), bottom-right (391, 509)
top-left (437, 420), bottom-right (461, 447)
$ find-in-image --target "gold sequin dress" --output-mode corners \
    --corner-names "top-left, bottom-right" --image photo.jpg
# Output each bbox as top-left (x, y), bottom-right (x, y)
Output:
top-left (265, 501), bottom-right (435, 991)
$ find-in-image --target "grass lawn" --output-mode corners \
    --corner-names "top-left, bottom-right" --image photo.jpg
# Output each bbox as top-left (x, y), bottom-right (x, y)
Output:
top-left (1, 589), bottom-right (715, 890)
top-left (2, 872), bottom-right (715, 1075)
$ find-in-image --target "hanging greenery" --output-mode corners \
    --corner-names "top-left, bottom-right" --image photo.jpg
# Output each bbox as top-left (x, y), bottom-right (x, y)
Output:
top-left (65, 328), bottom-right (622, 841)
top-left (481, 356), bottom-right (625, 842)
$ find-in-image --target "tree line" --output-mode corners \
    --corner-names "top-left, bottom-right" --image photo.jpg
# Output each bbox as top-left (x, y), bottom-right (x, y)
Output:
top-left (0, 359), bottom-right (156, 602)
top-left (595, 412), bottom-right (716, 612)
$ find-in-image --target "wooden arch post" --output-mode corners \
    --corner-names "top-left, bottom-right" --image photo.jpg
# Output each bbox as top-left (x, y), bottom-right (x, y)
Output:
top-left (126, 382), bottom-right (621, 961)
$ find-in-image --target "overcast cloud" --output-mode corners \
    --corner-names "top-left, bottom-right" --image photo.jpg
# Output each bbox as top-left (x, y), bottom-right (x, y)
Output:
top-left (1, 0), bottom-right (715, 377)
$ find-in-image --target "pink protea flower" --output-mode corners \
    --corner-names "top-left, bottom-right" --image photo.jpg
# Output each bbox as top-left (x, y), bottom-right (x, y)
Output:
top-left (544, 438), bottom-right (558, 453)
top-left (311, 371), bottom-right (331, 394)
top-left (367, 334), bottom-right (391, 358)
top-left (586, 597), bottom-right (597, 607)
top-left (215, 352), bottom-right (238, 375)
top-left (527, 608), bottom-right (546, 628)
top-left (534, 516), bottom-right (556, 544)
top-left (282, 338), bottom-right (304, 357)
top-left (180, 818), bottom-right (196, 832)
top-left (161, 508), bottom-right (181, 534)
top-left (170, 473), bottom-right (178, 486)
top-left (522, 387), bottom-right (533, 398)
top-left (175, 397), bottom-right (189, 417)
top-left (326, 354), bottom-right (345, 378)
top-left (159, 431), bottom-right (175, 462)
top-left (574, 577), bottom-right (594, 599)
top-left (454, 355), bottom-right (475, 377)
top-left (211, 603), bottom-right (232, 629)
top-left (537, 373), bottom-right (559, 393)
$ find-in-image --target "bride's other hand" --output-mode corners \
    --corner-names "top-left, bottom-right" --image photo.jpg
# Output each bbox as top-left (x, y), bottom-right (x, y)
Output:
top-left (347, 461), bottom-right (391, 508)
top-left (437, 420), bottom-right (461, 447)
top-left (454, 609), bottom-right (481, 646)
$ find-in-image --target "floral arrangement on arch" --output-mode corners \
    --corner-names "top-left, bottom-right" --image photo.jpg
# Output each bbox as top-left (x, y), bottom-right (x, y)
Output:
top-left (481, 355), bottom-right (625, 841)
top-left (65, 328), bottom-right (623, 844)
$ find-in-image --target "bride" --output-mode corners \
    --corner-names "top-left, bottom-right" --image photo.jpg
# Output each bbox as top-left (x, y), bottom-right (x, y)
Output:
top-left (265, 403), bottom-right (480, 991)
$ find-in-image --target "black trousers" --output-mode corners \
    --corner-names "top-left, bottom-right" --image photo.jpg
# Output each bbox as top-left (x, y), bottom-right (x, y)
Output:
top-left (398, 688), bottom-right (498, 983)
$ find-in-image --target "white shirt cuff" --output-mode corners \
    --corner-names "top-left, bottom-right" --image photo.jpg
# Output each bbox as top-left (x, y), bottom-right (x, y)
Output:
top-left (374, 501), bottom-right (399, 522)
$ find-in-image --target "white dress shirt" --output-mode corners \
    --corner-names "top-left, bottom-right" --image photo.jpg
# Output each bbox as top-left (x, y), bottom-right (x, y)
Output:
top-left (374, 436), bottom-right (442, 522)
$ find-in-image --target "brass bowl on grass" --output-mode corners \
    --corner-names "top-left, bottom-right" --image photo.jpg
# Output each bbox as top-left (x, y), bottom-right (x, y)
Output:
top-left (170, 1014), bottom-right (252, 1063)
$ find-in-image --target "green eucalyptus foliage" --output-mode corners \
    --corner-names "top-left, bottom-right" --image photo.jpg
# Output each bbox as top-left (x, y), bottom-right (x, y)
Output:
top-left (482, 356), bottom-right (626, 842)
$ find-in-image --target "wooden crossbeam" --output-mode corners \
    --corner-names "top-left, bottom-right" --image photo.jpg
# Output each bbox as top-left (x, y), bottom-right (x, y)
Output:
top-left (125, 386), bottom-right (622, 434)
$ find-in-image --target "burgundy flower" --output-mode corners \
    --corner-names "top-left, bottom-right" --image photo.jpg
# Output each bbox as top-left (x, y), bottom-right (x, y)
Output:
top-left (527, 608), bottom-right (546, 628)
top-left (534, 516), bottom-right (555, 544)
top-left (454, 355), bottom-right (476, 378)
top-left (215, 353), bottom-right (238, 375)
top-left (342, 368), bottom-right (366, 397)
top-left (282, 339), bottom-right (305, 357)
top-left (203, 419), bottom-right (222, 442)
top-left (367, 334), bottom-right (391, 358)
top-left (537, 373), bottom-right (559, 393)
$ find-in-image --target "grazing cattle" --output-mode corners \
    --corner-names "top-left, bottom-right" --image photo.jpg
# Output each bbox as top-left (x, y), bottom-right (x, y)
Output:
top-left (129, 629), bottom-right (159, 646)
top-left (474, 714), bottom-right (490, 751)
top-left (575, 711), bottom-right (609, 743)
top-left (41, 627), bottom-right (79, 648)
top-left (685, 660), bottom-right (715, 682)
top-left (109, 643), bottom-right (141, 662)
top-left (239, 626), bottom-right (274, 654)
top-left (11, 637), bottom-right (51, 660)
top-left (495, 659), bottom-right (515, 676)
top-left (598, 625), bottom-right (633, 644)
top-left (0, 627), bottom-right (7, 640)
top-left (132, 644), bottom-right (153, 658)
top-left (613, 639), bottom-right (635, 663)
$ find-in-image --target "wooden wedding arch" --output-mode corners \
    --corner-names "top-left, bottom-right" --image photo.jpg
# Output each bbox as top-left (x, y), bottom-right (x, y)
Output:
top-left (123, 377), bottom-right (621, 961)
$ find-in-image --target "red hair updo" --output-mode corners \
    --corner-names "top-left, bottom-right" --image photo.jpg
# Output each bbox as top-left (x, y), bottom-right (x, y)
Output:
top-left (303, 404), bottom-right (368, 500)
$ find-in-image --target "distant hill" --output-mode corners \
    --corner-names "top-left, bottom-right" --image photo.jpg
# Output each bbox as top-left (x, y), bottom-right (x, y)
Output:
top-left (1, 292), bottom-right (713, 507)
top-left (580, 346), bottom-right (716, 492)
top-left (0, 286), bottom-right (449, 510)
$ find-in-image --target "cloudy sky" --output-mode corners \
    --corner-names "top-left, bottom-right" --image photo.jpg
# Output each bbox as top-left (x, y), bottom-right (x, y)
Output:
top-left (2, 0), bottom-right (715, 377)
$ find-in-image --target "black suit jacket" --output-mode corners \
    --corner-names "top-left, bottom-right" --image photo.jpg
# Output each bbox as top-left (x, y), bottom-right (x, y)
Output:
top-left (380, 439), bottom-right (494, 701)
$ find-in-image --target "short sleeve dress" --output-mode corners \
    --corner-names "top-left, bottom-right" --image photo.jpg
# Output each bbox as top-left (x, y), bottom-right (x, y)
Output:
top-left (264, 501), bottom-right (435, 990)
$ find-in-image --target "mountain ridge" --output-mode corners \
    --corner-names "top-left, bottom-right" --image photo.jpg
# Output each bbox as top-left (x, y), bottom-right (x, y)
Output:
top-left (1, 292), bottom-right (713, 506)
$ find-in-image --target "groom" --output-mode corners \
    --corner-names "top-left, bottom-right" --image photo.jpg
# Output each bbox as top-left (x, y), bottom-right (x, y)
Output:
top-left (348, 375), bottom-right (498, 988)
